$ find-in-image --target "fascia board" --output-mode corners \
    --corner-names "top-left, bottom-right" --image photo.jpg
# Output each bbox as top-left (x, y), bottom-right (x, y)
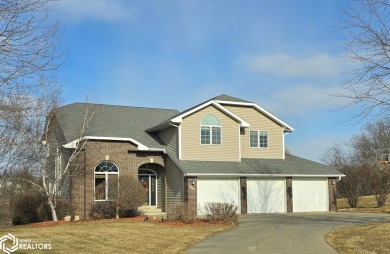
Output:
top-left (62, 136), bottom-right (162, 152)
top-left (185, 173), bottom-right (345, 177)
top-left (171, 101), bottom-right (250, 127)
top-left (215, 100), bottom-right (294, 132)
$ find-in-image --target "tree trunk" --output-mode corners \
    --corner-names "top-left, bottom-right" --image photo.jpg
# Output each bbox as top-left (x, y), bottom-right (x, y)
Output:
top-left (47, 197), bottom-right (58, 221)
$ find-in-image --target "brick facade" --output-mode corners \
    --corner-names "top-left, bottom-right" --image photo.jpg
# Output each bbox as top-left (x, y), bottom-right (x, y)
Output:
top-left (328, 177), bottom-right (338, 212)
top-left (240, 177), bottom-right (247, 214)
top-left (184, 176), bottom-right (197, 216)
top-left (69, 140), bottom-right (166, 219)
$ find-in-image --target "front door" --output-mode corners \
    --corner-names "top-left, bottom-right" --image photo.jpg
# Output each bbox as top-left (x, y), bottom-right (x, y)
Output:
top-left (138, 169), bottom-right (157, 206)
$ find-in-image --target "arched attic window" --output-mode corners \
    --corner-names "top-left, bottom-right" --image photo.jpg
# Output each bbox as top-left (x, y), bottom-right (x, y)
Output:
top-left (200, 114), bottom-right (221, 145)
top-left (94, 161), bottom-right (119, 201)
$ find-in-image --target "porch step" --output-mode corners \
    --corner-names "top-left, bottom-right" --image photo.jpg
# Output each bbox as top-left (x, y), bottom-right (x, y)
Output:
top-left (139, 206), bottom-right (167, 219)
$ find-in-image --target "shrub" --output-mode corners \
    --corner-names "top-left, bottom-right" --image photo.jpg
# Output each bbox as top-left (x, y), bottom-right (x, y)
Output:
top-left (90, 202), bottom-right (117, 219)
top-left (112, 176), bottom-right (146, 218)
top-left (169, 202), bottom-right (196, 224)
top-left (12, 193), bottom-right (44, 225)
top-left (119, 208), bottom-right (139, 218)
top-left (203, 202), bottom-right (238, 224)
top-left (38, 202), bottom-right (51, 222)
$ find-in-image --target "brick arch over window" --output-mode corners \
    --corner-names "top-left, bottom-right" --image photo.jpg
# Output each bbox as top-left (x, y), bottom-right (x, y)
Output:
top-left (200, 114), bottom-right (221, 145)
top-left (94, 161), bottom-right (119, 201)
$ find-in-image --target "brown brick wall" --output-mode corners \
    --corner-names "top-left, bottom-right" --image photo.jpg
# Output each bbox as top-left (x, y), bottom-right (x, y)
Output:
top-left (70, 140), bottom-right (166, 219)
top-left (240, 177), bottom-right (247, 214)
top-left (328, 177), bottom-right (337, 212)
top-left (184, 176), bottom-right (197, 216)
top-left (286, 177), bottom-right (293, 213)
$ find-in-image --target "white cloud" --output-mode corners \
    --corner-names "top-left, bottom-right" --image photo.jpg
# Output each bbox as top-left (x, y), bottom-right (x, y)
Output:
top-left (259, 83), bottom-right (345, 116)
top-left (56, 0), bottom-right (132, 23)
top-left (244, 53), bottom-right (352, 78)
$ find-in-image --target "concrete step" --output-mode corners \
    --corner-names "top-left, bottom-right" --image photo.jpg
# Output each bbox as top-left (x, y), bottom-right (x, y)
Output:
top-left (144, 212), bottom-right (167, 219)
top-left (139, 206), bottom-right (162, 213)
top-left (139, 206), bottom-right (167, 219)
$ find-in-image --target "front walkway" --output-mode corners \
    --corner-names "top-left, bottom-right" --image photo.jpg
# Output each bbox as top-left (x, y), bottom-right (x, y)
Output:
top-left (186, 212), bottom-right (390, 254)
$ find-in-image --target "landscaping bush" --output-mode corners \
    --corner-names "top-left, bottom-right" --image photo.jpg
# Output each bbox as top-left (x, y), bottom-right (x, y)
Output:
top-left (112, 176), bottom-right (146, 218)
top-left (119, 208), bottom-right (139, 218)
top-left (203, 202), bottom-right (238, 224)
top-left (169, 202), bottom-right (197, 224)
top-left (12, 193), bottom-right (44, 225)
top-left (38, 202), bottom-right (51, 222)
top-left (90, 201), bottom-right (117, 219)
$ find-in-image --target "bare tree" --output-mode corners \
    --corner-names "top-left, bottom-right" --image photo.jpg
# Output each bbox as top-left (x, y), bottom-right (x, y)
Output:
top-left (323, 120), bottom-right (390, 207)
top-left (0, 0), bottom-right (62, 89)
top-left (338, 0), bottom-right (390, 120)
top-left (3, 85), bottom-right (95, 221)
top-left (0, 0), bottom-right (63, 176)
top-left (39, 102), bottom-right (95, 221)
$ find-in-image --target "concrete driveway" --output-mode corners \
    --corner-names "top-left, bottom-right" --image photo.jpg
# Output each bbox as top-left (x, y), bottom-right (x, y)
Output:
top-left (186, 212), bottom-right (390, 254)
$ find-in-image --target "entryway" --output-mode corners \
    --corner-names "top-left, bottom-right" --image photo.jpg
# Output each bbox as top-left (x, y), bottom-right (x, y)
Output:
top-left (138, 168), bottom-right (157, 207)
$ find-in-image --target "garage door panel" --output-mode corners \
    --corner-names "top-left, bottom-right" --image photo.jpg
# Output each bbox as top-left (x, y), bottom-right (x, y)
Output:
top-left (247, 179), bottom-right (286, 213)
top-left (197, 179), bottom-right (240, 215)
top-left (292, 178), bottom-right (328, 212)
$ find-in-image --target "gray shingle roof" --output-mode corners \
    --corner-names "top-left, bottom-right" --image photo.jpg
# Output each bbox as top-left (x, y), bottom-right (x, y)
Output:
top-left (168, 153), bottom-right (342, 176)
top-left (53, 103), bottom-right (179, 148)
top-left (212, 94), bottom-right (252, 103)
top-left (52, 98), bottom-right (341, 177)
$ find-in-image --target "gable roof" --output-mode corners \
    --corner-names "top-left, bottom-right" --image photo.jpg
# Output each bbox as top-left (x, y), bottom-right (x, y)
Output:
top-left (167, 152), bottom-right (343, 177)
top-left (51, 103), bottom-right (179, 149)
top-left (147, 94), bottom-right (293, 132)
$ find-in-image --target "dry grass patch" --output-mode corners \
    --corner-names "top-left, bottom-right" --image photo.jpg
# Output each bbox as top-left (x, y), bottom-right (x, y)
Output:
top-left (337, 195), bottom-right (390, 213)
top-left (0, 219), bottom-right (234, 253)
top-left (326, 223), bottom-right (390, 254)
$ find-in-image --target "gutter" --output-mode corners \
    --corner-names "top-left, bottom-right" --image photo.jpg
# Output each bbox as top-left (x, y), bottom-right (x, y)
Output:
top-left (185, 173), bottom-right (345, 177)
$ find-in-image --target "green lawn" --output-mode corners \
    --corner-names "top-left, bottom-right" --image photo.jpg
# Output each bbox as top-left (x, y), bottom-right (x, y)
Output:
top-left (0, 219), bottom-right (234, 253)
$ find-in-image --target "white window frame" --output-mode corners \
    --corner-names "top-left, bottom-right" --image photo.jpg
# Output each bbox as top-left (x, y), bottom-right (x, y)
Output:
top-left (249, 130), bottom-right (268, 148)
top-left (94, 161), bottom-right (119, 201)
top-left (200, 115), bottom-right (222, 145)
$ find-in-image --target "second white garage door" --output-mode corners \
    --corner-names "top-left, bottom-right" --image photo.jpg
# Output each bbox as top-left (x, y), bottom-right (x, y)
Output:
top-left (292, 178), bottom-right (328, 212)
top-left (247, 178), bottom-right (286, 213)
top-left (197, 178), bottom-right (241, 215)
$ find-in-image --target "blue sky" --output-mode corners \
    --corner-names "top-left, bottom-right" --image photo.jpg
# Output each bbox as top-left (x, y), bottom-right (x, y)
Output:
top-left (52, 0), bottom-right (365, 162)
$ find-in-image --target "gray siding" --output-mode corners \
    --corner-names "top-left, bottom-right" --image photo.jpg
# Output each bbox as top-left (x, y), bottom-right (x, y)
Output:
top-left (158, 126), bottom-right (178, 156)
top-left (166, 157), bottom-right (184, 202)
top-left (157, 172), bottom-right (163, 209)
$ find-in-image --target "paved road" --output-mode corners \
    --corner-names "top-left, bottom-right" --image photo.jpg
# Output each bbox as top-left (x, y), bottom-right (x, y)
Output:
top-left (186, 212), bottom-right (390, 254)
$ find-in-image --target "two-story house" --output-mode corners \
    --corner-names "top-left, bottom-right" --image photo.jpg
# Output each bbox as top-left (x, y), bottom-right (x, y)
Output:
top-left (44, 94), bottom-right (343, 219)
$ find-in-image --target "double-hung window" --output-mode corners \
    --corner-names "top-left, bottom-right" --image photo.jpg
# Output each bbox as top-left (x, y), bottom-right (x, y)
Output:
top-left (250, 130), bottom-right (268, 148)
top-left (200, 114), bottom-right (221, 145)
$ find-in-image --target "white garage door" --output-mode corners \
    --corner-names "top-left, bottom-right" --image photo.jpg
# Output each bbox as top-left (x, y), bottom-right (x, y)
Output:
top-left (292, 178), bottom-right (328, 212)
top-left (197, 178), bottom-right (240, 215)
top-left (247, 178), bottom-right (286, 213)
